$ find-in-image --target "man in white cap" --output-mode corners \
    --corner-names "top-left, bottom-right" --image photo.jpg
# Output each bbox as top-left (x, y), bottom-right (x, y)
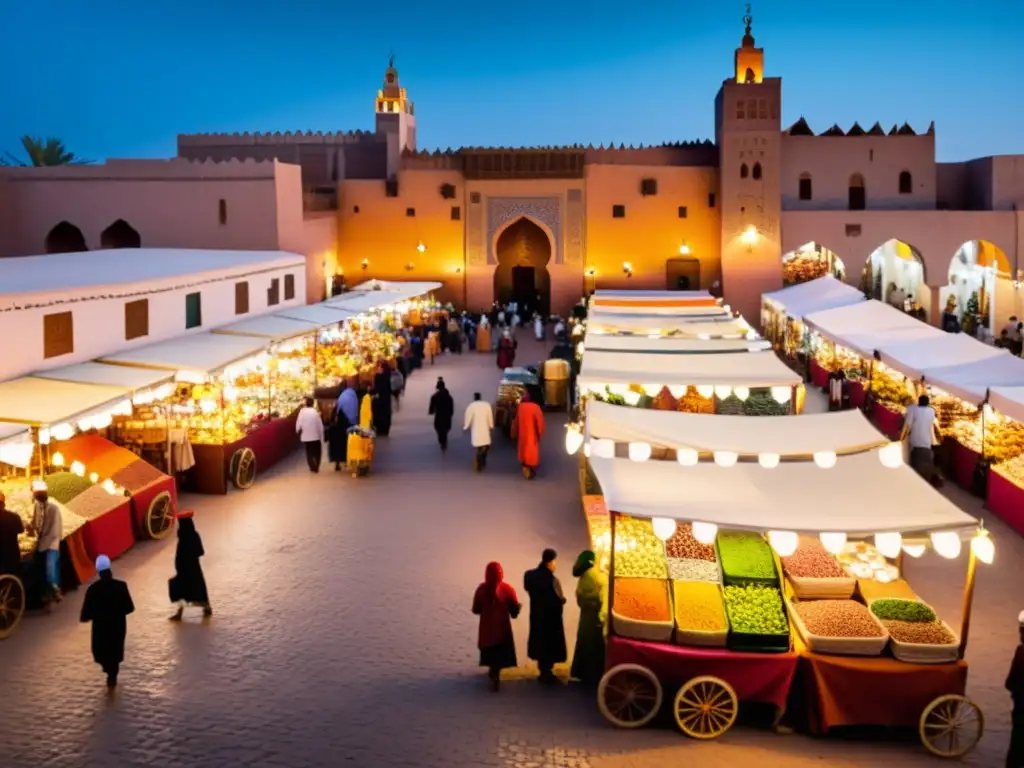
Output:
top-left (1007, 611), bottom-right (1024, 767)
top-left (80, 554), bottom-right (135, 690)
top-left (29, 480), bottom-right (62, 602)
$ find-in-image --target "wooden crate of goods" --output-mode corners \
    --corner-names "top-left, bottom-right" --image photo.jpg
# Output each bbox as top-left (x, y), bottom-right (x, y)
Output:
top-left (716, 531), bottom-right (779, 587)
top-left (611, 577), bottom-right (674, 643)
top-left (665, 523), bottom-right (717, 562)
top-left (723, 583), bottom-right (791, 652)
top-left (613, 516), bottom-right (668, 580)
top-left (788, 598), bottom-right (889, 656)
top-left (672, 580), bottom-right (728, 648)
top-left (781, 537), bottom-right (856, 599)
top-left (868, 598), bottom-right (959, 664)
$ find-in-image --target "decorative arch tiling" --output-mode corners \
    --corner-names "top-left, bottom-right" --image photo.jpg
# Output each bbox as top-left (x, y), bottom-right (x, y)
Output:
top-left (486, 197), bottom-right (562, 266)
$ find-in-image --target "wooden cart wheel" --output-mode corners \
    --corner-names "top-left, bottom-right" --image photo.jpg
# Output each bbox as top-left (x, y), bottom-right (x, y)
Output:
top-left (145, 491), bottom-right (174, 540)
top-left (230, 447), bottom-right (257, 490)
top-left (919, 694), bottom-right (984, 758)
top-left (0, 573), bottom-right (26, 640)
top-left (597, 663), bottom-right (663, 729)
top-left (673, 675), bottom-right (739, 740)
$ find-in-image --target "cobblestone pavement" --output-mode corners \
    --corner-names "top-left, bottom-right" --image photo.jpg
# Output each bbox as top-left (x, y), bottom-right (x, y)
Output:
top-left (1, 338), bottom-right (1019, 767)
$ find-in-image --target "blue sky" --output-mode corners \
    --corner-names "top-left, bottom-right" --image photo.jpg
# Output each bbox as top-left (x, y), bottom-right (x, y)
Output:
top-left (2, 0), bottom-right (1020, 163)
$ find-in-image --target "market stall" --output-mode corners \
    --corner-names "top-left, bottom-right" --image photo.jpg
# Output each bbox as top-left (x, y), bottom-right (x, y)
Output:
top-left (585, 313), bottom-right (754, 338)
top-left (583, 335), bottom-right (772, 355)
top-left (761, 276), bottom-right (867, 362)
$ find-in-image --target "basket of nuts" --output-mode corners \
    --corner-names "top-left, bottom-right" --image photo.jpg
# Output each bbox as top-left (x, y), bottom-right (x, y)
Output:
top-left (868, 598), bottom-right (959, 664)
top-left (789, 598), bottom-right (889, 656)
top-left (781, 537), bottom-right (856, 600)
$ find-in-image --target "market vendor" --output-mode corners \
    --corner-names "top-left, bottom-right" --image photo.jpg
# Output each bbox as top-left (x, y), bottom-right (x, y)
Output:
top-left (0, 491), bottom-right (24, 576)
top-left (30, 480), bottom-right (63, 602)
top-left (1007, 611), bottom-right (1024, 767)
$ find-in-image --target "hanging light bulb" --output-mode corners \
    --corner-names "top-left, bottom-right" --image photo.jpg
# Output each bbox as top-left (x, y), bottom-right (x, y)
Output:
top-left (88, 472), bottom-right (99, 484)
top-left (628, 442), bottom-right (652, 462)
top-left (676, 447), bottom-right (699, 466)
top-left (51, 451), bottom-right (65, 468)
top-left (696, 385), bottom-right (715, 399)
top-left (651, 517), bottom-right (677, 542)
top-left (583, 442), bottom-right (592, 458)
top-left (771, 386), bottom-right (792, 405)
top-left (874, 532), bottom-right (903, 559)
top-left (759, 452), bottom-right (780, 469)
top-left (768, 531), bottom-right (799, 557)
top-left (931, 531), bottom-right (962, 559)
top-left (902, 543), bottom-right (926, 558)
top-left (565, 428), bottom-right (584, 456)
top-left (102, 479), bottom-right (117, 495)
top-left (819, 532), bottom-right (847, 554)
top-left (714, 451), bottom-right (738, 468)
top-left (714, 385), bottom-right (732, 399)
top-left (668, 385), bottom-right (687, 399)
top-left (813, 451), bottom-right (837, 469)
top-left (70, 461), bottom-right (86, 477)
top-left (591, 438), bottom-right (615, 460)
top-left (623, 390), bottom-right (642, 406)
top-left (971, 529), bottom-right (995, 564)
top-left (691, 521), bottom-right (718, 545)
top-left (878, 442), bottom-right (904, 468)
top-left (734, 386), bottom-right (750, 401)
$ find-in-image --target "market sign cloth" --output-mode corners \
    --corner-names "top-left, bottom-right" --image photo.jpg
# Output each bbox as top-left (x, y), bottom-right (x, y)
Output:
top-left (583, 334), bottom-right (771, 354)
top-left (586, 401), bottom-right (888, 456)
top-left (606, 635), bottom-right (798, 712)
top-left (876, 333), bottom-right (1008, 382)
top-left (803, 300), bottom-right (943, 359)
top-left (762, 275), bottom-right (866, 321)
top-left (589, 452), bottom-right (977, 536)
top-left (579, 348), bottom-right (800, 389)
top-left (586, 311), bottom-right (742, 337)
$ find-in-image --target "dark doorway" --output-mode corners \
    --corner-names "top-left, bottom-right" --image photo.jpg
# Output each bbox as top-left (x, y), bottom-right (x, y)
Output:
top-left (100, 219), bottom-right (141, 249)
top-left (44, 221), bottom-right (88, 254)
top-left (666, 258), bottom-right (701, 291)
top-left (494, 217), bottom-right (552, 315)
top-left (512, 266), bottom-right (535, 304)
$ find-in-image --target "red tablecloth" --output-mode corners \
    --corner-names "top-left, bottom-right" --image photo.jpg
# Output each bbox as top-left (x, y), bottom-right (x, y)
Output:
top-left (871, 402), bottom-right (904, 439)
top-left (809, 358), bottom-right (829, 389)
top-left (606, 635), bottom-right (799, 712)
top-left (80, 501), bottom-right (135, 561)
top-left (987, 468), bottom-right (1024, 537)
top-left (128, 475), bottom-right (178, 534)
top-left (229, 411), bottom-right (300, 477)
top-left (849, 380), bottom-right (866, 410)
top-left (944, 436), bottom-right (982, 492)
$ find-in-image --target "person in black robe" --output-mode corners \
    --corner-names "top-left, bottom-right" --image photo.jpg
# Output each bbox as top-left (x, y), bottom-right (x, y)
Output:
top-left (169, 513), bottom-right (212, 620)
top-left (371, 363), bottom-right (393, 437)
top-left (523, 548), bottom-right (567, 685)
top-left (428, 377), bottom-right (454, 451)
top-left (80, 555), bottom-right (135, 689)
top-left (410, 334), bottom-right (424, 370)
top-left (0, 491), bottom-right (24, 576)
top-left (326, 394), bottom-right (351, 472)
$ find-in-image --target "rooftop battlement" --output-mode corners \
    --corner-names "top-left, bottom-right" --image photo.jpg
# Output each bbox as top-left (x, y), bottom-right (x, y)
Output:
top-left (0, 157), bottom-right (282, 181)
top-left (785, 118), bottom-right (935, 138)
top-left (177, 130), bottom-right (385, 147)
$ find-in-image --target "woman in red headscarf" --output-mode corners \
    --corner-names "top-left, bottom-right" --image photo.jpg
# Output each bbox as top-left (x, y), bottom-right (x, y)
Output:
top-left (511, 391), bottom-right (546, 479)
top-left (472, 562), bottom-right (521, 691)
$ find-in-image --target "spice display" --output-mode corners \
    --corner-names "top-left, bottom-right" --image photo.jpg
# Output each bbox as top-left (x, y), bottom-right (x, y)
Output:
top-left (676, 386), bottom-right (714, 414)
top-left (781, 537), bottom-right (846, 579)
top-left (672, 580), bottom-right (727, 631)
top-left (867, 368), bottom-right (913, 412)
top-left (717, 531), bottom-right (777, 583)
top-left (870, 599), bottom-right (936, 623)
top-left (651, 388), bottom-right (678, 412)
top-left (793, 599), bottom-right (884, 638)
top-left (857, 578), bottom-right (918, 602)
top-left (667, 558), bottom-right (720, 583)
top-left (944, 411), bottom-right (1024, 463)
top-left (111, 460), bottom-right (165, 492)
top-left (723, 584), bottom-right (789, 635)
top-left (66, 484), bottom-right (128, 521)
top-left (882, 619), bottom-right (955, 645)
top-left (613, 515), bottom-right (668, 579)
top-left (42, 472), bottom-right (94, 504)
top-left (0, 479), bottom-right (87, 554)
top-left (665, 523), bottom-right (717, 562)
top-left (994, 453), bottom-right (1024, 488)
top-left (613, 578), bottom-right (672, 622)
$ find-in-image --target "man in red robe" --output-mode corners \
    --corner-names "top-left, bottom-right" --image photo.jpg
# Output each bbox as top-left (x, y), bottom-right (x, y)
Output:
top-left (511, 391), bottom-right (545, 479)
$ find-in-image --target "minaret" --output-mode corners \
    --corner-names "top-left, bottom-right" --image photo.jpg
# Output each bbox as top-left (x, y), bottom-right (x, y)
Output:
top-left (375, 55), bottom-right (417, 178)
top-left (714, 5), bottom-right (783, 327)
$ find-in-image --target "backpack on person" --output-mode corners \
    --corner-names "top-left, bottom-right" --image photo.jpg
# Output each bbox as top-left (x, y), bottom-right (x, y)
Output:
top-left (390, 369), bottom-right (405, 394)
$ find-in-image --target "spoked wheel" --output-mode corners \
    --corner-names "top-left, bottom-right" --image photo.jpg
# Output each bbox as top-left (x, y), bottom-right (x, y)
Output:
top-left (597, 663), bottom-right (663, 729)
top-left (0, 574), bottom-right (26, 640)
top-left (673, 675), bottom-right (739, 740)
top-left (919, 694), bottom-right (984, 758)
top-left (145, 491), bottom-right (174, 540)
top-left (229, 447), bottom-right (257, 490)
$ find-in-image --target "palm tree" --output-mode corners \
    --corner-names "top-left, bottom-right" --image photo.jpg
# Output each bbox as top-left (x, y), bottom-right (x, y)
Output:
top-left (2, 135), bottom-right (92, 166)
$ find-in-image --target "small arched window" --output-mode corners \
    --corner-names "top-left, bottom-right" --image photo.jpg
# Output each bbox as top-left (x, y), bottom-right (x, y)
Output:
top-left (848, 173), bottom-right (866, 211)
top-left (740, 163), bottom-right (749, 179)
top-left (898, 170), bottom-right (913, 194)
top-left (752, 162), bottom-right (762, 180)
top-left (798, 173), bottom-right (813, 201)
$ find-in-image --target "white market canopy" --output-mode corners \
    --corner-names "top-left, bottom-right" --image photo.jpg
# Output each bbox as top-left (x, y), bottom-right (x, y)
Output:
top-left (876, 333), bottom-right (1009, 382)
top-left (586, 400), bottom-right (887, 456)
top-left (762, 275), bottom-right (866, 321)
top-left (991, 386), bottom-right (1024, 424)
top-left (33, 361), bottom-right (175, 391)
top-left (921, 354), bottom-right (1024, 404)
top-left (213, 314), bottom-right (320, 341)
top-left (275, 303), bottom-right (355, 326)
top-left (97, 332), bottom-right (269, 376)
top-left (327, 291), bottom-right (409, 314)
top-left (0, 377), bottom-right (131, 427)
top-left (587, 311), bottom-right (746, 337)
top-left (583, 334), bottom-right (770, 354)
top-left (593, 289), bottom-right (714, 300)
top-left (578, 347), bottom-right (801, 388)
top-left (346, 280), bottom-right (442, 299)
top-left (804, 300), bottom-right (944, 358)
top-left (591, 302), bottom-right (728, 316)
top-left (589, 452), bottom-right (978, 536)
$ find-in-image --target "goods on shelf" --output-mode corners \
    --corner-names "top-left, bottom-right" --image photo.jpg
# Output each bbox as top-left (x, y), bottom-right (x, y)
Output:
top-left (650, 388), bottom-right (678, 412)
top-left (932, 394), bottom-right (978, 435)
top-left (0, 478), bottom-right (87, 555)
top-left (856, 578), bottom-right (919, 602)
top-left (993, 452), bottom-right (1024, 487)
top-left (715, 390), bottom-right (791, 416)
top-left (43, 472), bottom-right (94, 504)
top-left (837, 541), bottom-right (900, 583)
top-left (723, 583), bottom-right (790, 652)
top-left (66, 484), bottom-right (128, 521)
top-left (782, 537), bottom-right (855, 599)
top-left (613, 516), bottom-right (668, 579)
top-left (667, 557), bottom-right (720, 583)
top-left (867, 368), bottom-right (913, 412)
top-left (717, 531), bottom-right (779, 585)
top-left (677, 387), bottom-right (714, 414)
top-left (790, 598), bottom-right (888, 656)
top-left (611, 577), bottom-right (674, 642)
top-left (945, 413), bottom-right (1024, 462)
top-left (110, 460), bottom-right (165, 491)
top-left (665, 522), bottom-right (717, 562)
top-left (869, 598), bottom-right (936, 623)
top-left (882, 619), bottom-right (959, 663)
top-left (672, 579), bottom-right (728, 647)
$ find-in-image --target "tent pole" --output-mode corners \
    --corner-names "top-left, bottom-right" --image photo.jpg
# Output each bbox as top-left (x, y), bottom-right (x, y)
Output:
top-left (608, 504), bottom-right (617, 637)
top-left (958, 545), bottom-right (978, 660)
top-left (864, 359), bottom-right (875, 415)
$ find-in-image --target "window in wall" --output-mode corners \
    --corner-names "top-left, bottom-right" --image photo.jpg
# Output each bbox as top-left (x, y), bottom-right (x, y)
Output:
top-left (450, 205), bottom-right (461, 221)
top-left (218, 199), bottom-right (227, 225)
top-left (747, 98), bottom-right (756, 117)
top-left (235, 282), bottom-right (250, 315)
top-left (267, 278), bottom-right (281, 306)
top-left (612, 204), bottom-right (626, 218)
top-left (736, 101), bottom-right (745, 119)
top-left (898, 170), bottom-right (913, 194)
top-left (406, 207), bottom-right (416, 217)
top-left (124, 299), bottom-right (149, 340)
top-left (752, 162), bottom-right (762, 180)
top-left (708, 193), bottom-right (716, 208)
top-left (740, 163), bottom-right (749, 179)
top-left (43, 311), bottom-right (74, 359)
top-left (284, 274), bottom-right (295, 301)
top-left (470, 192), bottom-right (481, 204)
top-left (758, 99), bottom-right (768, 119)
top-left (798, 173), bottom-right (813, 201)
top-left (185, 292), bottom-right (202, 329)
top-left (353, 205), bottom-right (360, 214)
top-left (848, 173), bottom-right (866, 210)
top-left (678, 206), bottom-right (688, 219)
top-left (385, 179), bottom-right (399, 197)
top-left (640, 178), bottom-right (657, 196)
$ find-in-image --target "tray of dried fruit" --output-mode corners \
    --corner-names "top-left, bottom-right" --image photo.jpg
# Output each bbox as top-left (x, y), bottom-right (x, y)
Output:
top-left (723, 582), bottom-right (791, 653)
top-left (665, 522), bottom-right (720, 583)
top-left (611, 577), bottom-right (674, 643)
top-left (781, 537), bottom-right (856, 600)
top-left (787, 597), bottom-right (889, 656)
top-left (671, 579), bottom-right (728, 648)
top-left (612, 515), bottom-right (668, 580)
top-left (868, 598), bottom-right (959, 664)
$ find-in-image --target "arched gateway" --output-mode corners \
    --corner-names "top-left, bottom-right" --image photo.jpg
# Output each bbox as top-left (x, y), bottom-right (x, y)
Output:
top-left (493, 217), bottom-right (552, 316)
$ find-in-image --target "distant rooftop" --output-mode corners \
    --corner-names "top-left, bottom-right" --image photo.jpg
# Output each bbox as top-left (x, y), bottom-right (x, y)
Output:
top-left (0, 248), bottom-right (305, 298)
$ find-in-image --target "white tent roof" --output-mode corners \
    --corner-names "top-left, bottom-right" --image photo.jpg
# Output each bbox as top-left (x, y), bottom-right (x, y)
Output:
top-left (327, 291), bottom-right (408, 313)
top-left (990, 386), bottom-right (1024, 424)
top-left (346, 280), bottom-right (442, 299)
top-left (274, 304), bottom-right (355, 326)
top-left (578, 348), bottom-right (801, 388)
top-left (0, 377), bottom-right (131, 426)
top-left (922, 355), bottom-right (1024, 404)
top-left (0, 422), bottom-right (28, 444)
top-left (589, 453), bottom-right (977, 536)
top-left (762, 275), bottom-right (866, 320)
top-left (591, 302), bottom-right (728, 316)
top-left (587, 311), bottom-right (739, 336)
top-left (877, 334), bottom-right (1008, 381)
top-left (98, 333), bottom-right (268, 375)
top-left (583, 334), bottom-right (771, 354)
top-left (804, 300), bottom-right (943, 358)
top-left (213, 315), bottom-right (320, 341)
top-left (33, 362), bottom-right (175, 391)
top-left (586, 400), bottom-right (887, 455)
top-left (593, 289), bottom-right (713, 300)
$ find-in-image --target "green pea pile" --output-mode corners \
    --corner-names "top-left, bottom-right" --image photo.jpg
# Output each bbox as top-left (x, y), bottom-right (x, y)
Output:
top-left (717, 531), bottom-right (777, 581)
top-left (723, 584), bottom-right (789, 636)
top-left (869, 598), bottom-right (936, 623)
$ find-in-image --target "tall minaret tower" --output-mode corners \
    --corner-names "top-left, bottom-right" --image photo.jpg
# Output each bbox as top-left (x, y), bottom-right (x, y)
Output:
top-left (375, 55), bottom-right (417, 178)
top-left (714, 6), bottom-right (783, 327)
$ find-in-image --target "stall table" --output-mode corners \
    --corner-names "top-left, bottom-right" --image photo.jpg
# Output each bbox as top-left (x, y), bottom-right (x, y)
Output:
top-left (871, 401), bottom-right (904, 439)
top-left (986, 467), bottom-right (1024, 537)
top-left (942, 436), bottom-right (983, 494)
top-left (189, 411), bottom-right (300, 494)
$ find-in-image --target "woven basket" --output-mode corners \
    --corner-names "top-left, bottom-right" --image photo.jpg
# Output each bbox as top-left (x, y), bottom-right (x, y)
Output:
top-left (888, 621), bottom-right (959, 664)
top-left (788, 598), bottom-right (889, 656)
top-left (787, 574), bottom-right (856, 600)
top-left (673, 626), bottom-right (728, 648)
top-left (612, 612), bottom-right (674, 643)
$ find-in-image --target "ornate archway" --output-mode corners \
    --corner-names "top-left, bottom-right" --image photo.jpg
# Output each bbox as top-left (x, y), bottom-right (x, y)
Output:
top-left (781, 241), bottom-right (845, 286)
top-left (944, 240), bottom-right (1013, 335)
top-left (100, 219), bottom-right (141, 249)
top-left (860, 239), bottom-right (926, 309)
top-left (44, 221), bottom-right (87, 254)
top-left (493, 217), bottom-right (552, 315)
